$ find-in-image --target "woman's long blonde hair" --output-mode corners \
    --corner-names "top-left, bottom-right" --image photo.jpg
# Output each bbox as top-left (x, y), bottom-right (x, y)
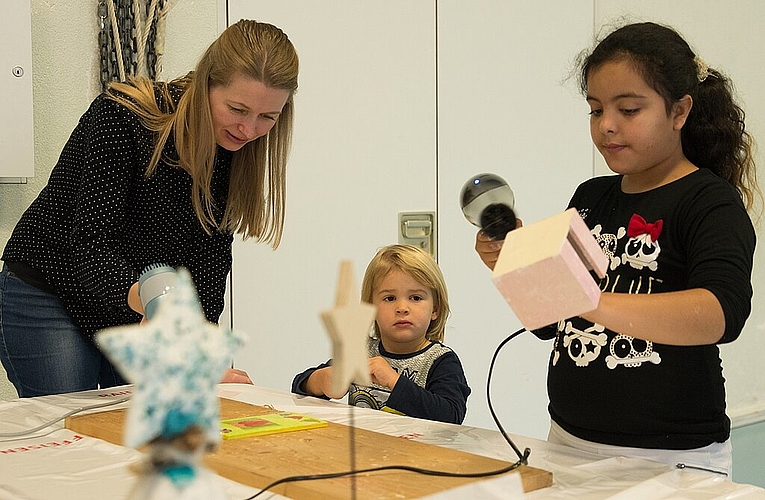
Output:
top-left (106, 20), bottom-right (299, 248)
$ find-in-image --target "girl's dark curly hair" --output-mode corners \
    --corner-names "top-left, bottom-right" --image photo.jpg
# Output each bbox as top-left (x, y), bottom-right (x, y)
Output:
top-left (578, 22), bottom-right (759, 214)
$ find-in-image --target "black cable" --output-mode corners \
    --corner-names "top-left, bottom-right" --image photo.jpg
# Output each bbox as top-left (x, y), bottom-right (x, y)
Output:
top-left (486, 327), bottom-right (530, 464)
top-left (243, 460), bottom-right (524, 499)
top-left (243, 326), bottom-right (529, 499)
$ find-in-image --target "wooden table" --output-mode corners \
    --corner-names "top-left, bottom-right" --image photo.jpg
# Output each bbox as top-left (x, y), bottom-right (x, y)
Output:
top-left (66, 397), bottom-right (552, 499)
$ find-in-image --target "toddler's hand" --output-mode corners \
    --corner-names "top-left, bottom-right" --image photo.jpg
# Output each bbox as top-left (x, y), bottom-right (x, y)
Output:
top-left (368, 356), bottom-right (399, 390)
top-left (309, 366), bottom-right (348, 399)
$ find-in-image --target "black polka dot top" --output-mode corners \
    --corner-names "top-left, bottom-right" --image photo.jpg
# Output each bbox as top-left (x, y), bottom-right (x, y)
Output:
top-left (2, 84), bottom-right (234, 341)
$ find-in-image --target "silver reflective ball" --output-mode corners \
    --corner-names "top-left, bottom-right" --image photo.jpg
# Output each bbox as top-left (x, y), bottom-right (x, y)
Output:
top-left (460, 173), bottom-right (515, 228)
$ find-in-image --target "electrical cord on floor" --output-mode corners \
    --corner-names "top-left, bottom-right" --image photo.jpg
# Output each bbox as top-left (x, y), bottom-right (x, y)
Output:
top-left (243, 326), bottom-right (529, 500)
top-left (0, 395), bottom-right (131, 439)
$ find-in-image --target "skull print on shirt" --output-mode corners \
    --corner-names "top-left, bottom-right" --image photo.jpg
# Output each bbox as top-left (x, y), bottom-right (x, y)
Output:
top-left (555, 211), bottom-right (664, 370)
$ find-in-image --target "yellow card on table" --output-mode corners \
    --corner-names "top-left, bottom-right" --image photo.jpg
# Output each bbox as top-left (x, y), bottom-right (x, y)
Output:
top-left (220, 412), bottom-right (328, 440)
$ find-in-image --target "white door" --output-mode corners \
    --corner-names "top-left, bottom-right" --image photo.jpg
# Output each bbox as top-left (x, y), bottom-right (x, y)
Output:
top-left (227, 0), bottom-right (437, 410)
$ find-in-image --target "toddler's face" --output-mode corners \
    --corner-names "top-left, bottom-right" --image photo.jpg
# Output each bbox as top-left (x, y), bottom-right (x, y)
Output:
top-left (371, 270), bottom-right (437, 354)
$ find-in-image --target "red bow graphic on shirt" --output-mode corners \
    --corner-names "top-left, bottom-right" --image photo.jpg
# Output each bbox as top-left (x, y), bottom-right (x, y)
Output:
top-left (627, 214), bottom-right (663, 242)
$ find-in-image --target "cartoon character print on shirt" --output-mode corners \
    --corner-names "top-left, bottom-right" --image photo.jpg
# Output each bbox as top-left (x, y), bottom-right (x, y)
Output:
top-left (605, 334), bottom-right (661, 368)
top-left (622, 214), bottom-right (663, 271)
top-left (554, 211), bottom-right (664, 370)
top-left (348, 366), bottom-right (421, 413)
top-left (559, 321), bottom-right (608, 367)
top-left (349, 385), bottom-right (385, 410)
top-left (592, 224), bottom-right (627, 270)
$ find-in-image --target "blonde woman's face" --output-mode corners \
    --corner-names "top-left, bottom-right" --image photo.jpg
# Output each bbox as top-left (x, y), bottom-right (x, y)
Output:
top-left (208, 74), bottom-right (290, 151)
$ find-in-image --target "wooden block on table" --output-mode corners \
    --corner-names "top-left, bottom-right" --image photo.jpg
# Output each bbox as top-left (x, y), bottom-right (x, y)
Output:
top-left (493, 208), bottom-right (608, 330)
top-left (65, 397), bottom-right (552, 499)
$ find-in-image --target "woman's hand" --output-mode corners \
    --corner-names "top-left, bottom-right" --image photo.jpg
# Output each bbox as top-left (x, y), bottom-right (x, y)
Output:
top-left (220, 368), bottom-right (253, 384)
top-left (128, 282), bottom-right (144, 315)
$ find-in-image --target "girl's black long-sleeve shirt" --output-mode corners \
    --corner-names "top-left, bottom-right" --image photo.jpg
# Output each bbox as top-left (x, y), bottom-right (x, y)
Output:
top-left (534, 170), bottom-right (755, 450)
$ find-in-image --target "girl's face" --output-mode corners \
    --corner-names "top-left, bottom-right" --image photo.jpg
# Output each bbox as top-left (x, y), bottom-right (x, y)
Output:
top-left (586, 60), bottom-right (693, 192)
top-left (372, 269), bottom-right (438, 355)
top-left (208, 74), bottom-right (290, 151)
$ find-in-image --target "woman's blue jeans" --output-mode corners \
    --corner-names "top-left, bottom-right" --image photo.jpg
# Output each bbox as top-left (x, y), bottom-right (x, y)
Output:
top-left (0, 263), bottom-right (126, 397)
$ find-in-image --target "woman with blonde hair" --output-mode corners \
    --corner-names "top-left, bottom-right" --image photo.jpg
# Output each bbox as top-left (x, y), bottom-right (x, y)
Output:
top-left (0, 20), bottom-right (299, 397)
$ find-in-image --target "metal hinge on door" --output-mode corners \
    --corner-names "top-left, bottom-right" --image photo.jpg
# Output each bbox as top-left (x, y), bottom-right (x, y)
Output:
top-left (398, 211), bottom-right (437, 260)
